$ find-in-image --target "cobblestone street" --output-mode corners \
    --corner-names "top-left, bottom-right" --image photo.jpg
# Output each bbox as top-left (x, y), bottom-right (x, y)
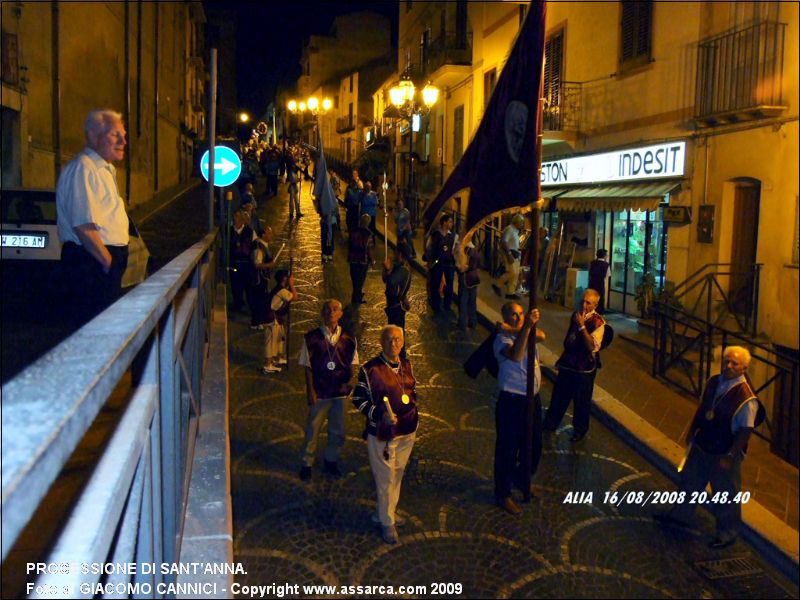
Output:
top-left (228, 182), bottom-right (796, 599)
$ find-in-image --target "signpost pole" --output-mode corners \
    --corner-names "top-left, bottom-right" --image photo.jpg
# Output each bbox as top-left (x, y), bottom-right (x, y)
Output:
top-left (208, 48), bottom-right (217, 233)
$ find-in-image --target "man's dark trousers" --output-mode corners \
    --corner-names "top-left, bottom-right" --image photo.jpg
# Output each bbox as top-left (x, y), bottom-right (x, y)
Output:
top-left (350, 263), bottom-right (368, 303)
top-left (429, 263), bottom-right (454, 312)
top-left (61, 242), bottom-right (128, 325)
top-left (494, 391), bottom-right (542, 499)
top-left (544, 369), bottom-right (596, 435)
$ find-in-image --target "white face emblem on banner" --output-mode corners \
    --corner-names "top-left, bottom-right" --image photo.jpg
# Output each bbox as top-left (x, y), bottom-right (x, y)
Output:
top-left (504, 100), bottom-right (528, 164)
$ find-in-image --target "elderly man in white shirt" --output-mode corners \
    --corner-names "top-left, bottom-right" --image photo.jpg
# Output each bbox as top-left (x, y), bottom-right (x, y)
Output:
top-left (492, 213), bottom-right (525, 300)
top-left (57, 109), bottom-right (130, 323)
top-left (654, 346), bottom-right (763, 549)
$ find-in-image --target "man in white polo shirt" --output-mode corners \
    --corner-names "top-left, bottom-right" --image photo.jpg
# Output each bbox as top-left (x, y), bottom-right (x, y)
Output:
top-left (57, 109), bottom-right (130, 323)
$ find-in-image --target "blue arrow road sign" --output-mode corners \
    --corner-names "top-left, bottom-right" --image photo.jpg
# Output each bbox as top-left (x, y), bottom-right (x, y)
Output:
top-left (200, 146), bottom-right (242, 187)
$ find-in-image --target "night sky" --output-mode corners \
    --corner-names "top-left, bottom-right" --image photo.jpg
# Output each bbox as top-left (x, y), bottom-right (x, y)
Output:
top-left (205, 2), bottom-right (399, 116)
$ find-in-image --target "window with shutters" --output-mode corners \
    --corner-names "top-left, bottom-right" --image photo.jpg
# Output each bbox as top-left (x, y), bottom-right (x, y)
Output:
top-left (543, 30), bottom-right (564, 130)
top-left (619, 1), bottom-right (653, 72)
top-left (1, 32), bottom-right (19, 86)
top-left (483, 68), bottom-right (497, 111)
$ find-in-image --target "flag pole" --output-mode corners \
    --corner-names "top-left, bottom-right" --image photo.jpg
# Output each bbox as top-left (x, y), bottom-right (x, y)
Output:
top-left (521, 2), bottom-right (546, 503)
top-left (383, 170), bottom-right (389, 260)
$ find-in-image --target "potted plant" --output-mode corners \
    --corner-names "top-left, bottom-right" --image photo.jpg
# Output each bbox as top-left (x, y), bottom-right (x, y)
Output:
top-left (634, 272), bottom-right (656, 318)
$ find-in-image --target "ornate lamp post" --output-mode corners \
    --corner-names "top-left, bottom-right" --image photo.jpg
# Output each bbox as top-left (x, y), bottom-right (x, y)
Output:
top-left (287, 95), bottom-right (332, 143)
top-left (389, 75), bottom-right (439, 227)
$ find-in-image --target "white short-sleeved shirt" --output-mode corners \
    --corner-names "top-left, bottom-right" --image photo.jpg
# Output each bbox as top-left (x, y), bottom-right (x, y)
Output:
top-left (270, 287), bottom-right (293, 312)
top-left (56, 147), bottom-right (129, 246)
top-left (298, 325), bottom-right (359, 368)
top-left (502, 225), bottom-right (520, 253)
top-left (494, 332), bottom-right (540, 396)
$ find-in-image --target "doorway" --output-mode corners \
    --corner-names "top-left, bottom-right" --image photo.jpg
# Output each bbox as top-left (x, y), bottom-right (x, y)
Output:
top-left (729, 181), bottom-right (760, 315)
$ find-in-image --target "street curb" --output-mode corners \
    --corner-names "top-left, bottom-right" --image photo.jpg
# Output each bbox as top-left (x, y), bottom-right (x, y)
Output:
top-left (376, 220), bottom-right (799, 583)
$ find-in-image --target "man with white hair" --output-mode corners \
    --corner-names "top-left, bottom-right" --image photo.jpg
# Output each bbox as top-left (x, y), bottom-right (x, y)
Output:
top-left (57, 109), bottom-right (130, 323)
top-left (353, 325), bottom-right (419, 544)
top-left (492, 213), bottom-right (526, 300)
top-left (654, 345), bottom-right (764, 549)
top-left (298, 299), bottom-right (359, 480)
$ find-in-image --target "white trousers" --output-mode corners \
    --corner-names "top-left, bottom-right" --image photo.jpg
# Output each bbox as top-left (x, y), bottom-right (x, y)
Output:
top-left (263, 321), bottom-right (285, 360)
top-left (367, 432), bottom-right (416, 526)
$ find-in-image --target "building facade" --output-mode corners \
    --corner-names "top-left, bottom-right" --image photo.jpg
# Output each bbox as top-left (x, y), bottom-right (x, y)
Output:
top-left (283, 10), bottom-right (392, 156)
top-left (0, 2), bottom-right (206, 205)
top-left (397, 1), bottom-right (798, 463)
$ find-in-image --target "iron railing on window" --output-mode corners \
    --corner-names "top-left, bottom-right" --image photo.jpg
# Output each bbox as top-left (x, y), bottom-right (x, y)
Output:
top-left (1, 232), bottom-right (219, 595)
top-left (543, 81), bottom-right (582, 132)
top-left (424, 32), bottom-right (473, 76)
top-left (695, 21), bottom-right (786, 119)
top-left (336, 116), bottom-right (355, 133)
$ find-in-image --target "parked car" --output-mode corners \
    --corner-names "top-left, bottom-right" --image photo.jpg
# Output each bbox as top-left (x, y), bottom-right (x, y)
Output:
top-left (1, 188), bottom-right (150, 293)
top-left (1, 189), bottom-right (61, 292)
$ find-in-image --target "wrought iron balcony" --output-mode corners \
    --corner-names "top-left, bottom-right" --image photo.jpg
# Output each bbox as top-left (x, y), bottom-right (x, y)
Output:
top-left (695, 21), bottom-right (787, 127)
top-left (543, 82), bottom-right (582, 133)
top-left (424, 32), bottom-right (473, 77)
top-left (336, 116), bottom-right (355, 133)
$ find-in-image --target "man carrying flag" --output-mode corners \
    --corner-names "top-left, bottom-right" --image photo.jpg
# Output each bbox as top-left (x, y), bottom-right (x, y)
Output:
top-left (423, 1), bottom-right (547, 503)
top-left (314, 128), bottom-right (338, 262)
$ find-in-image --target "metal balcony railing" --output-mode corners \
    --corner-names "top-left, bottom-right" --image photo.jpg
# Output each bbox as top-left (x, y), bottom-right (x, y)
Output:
top-left (2, 232), bottom-right (220, 594)
top-left (543, 82), bottom-right (582, 132)
top-left (695, 21), bottom-right (787, 124)
top-left (424, 31), bottom-right (473, 76)
top-left (336, 116), bottom-right (355, 133)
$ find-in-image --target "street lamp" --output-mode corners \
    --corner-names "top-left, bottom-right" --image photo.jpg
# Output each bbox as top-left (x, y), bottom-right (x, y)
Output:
top-left (389, 75), bottom-right (439, 227)
top-left (238, 112), bottom-right (250, 123)
top-left (287, 95), bottom-right (333, 143)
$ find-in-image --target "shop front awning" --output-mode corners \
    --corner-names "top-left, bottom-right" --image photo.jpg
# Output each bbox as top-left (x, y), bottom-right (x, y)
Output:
top-left (551, 180), bottom-right (683, 212)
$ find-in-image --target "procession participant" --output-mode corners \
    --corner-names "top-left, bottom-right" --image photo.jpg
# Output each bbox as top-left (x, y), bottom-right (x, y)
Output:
top-left (298, 300), bottom-right (359, 480)
top-left (261, 270), bottom-right (295, 374)
top-left (248, 225), bottom-right (275, 329)
top-left (542, 289), bottom-right (605, 442)
top-left (425, 214), bottom-right (457, 315)
top-left (493, 303), bottom-right (545, 514)
top-left (353, 325), bottom-right (418, 544)
top-left (383, 242), bottom-right (413, 358)
top-left (654, 346), bottom-right (763, 549)
top-left (348, 214), bottom-right (374, 304)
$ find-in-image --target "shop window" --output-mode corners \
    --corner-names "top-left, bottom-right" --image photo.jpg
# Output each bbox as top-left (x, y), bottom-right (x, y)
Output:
top-left (619, 1), bottom-right (652, 72)
top-left (608, 206), bottom-right (666, 313)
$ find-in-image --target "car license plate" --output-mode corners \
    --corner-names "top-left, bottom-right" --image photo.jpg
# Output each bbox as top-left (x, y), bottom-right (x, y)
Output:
top-left (1, 233), bottom-right (48, 248)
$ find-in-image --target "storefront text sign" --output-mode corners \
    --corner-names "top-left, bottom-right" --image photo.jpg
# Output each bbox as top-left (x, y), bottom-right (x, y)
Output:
top-left (541, 141), bottom-right (686, 186)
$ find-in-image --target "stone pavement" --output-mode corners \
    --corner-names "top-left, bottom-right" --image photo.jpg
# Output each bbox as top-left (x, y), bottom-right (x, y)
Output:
top-left (226, 179), bottom-right (798, 598)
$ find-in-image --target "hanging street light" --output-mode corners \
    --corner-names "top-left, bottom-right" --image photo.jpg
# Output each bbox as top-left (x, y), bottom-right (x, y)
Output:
top-left (388, 76), bottom-right (440, 227)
